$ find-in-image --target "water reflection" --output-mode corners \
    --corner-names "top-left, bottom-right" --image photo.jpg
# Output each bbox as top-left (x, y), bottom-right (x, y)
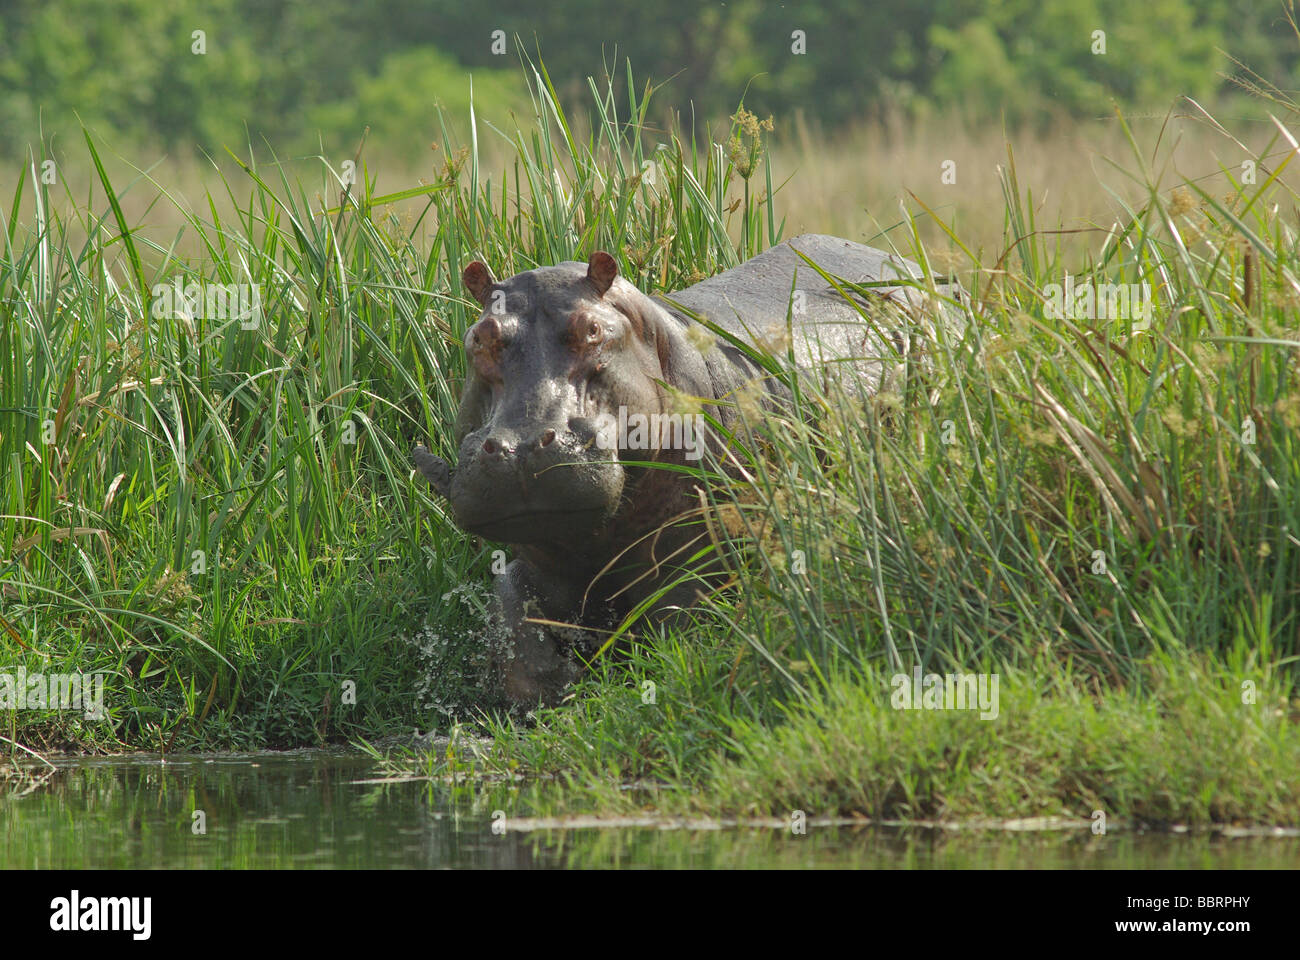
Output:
top-left (3, 752), bottom-right (1296, 869)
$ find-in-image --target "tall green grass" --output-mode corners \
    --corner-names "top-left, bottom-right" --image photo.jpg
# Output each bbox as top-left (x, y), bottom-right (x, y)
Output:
top-left (701, 117), bottom-right (1300, 693)
top-left (406, 72), bottom-right (1300, 824)
top-left (0, 55), bottom-right (784, 750)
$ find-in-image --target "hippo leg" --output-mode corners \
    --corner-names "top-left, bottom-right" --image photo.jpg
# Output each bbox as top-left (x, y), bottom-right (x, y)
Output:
top-left (491, 558), bottom-right (583, 708)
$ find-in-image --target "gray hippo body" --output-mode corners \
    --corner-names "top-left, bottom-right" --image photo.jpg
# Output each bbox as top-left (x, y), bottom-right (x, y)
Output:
top-left (660, 234), bottom-right (945, 385)
top-left (414, 235), bottom-right (954, 708)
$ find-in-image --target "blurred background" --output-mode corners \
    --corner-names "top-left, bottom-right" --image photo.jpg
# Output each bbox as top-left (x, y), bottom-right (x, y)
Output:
top-left (3, 0), bottom-right (1296, 155)
top-left (3, 0), bottom-right (1298, 253)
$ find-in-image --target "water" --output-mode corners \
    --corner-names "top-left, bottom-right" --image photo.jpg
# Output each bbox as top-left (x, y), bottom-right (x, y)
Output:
top-left (3, 751), bottom-right (1296, 869)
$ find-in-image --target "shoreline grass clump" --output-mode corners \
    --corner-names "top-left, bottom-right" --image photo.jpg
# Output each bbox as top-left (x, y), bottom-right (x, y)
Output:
top-left (1, 52), bottom-right (1298, 825)
top-left (445, 640), bottom-right (1298, 825)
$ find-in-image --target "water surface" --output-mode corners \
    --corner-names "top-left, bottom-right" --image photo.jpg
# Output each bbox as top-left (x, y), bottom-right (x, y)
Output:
top-left (3, 751), bottom-right (1295, 869)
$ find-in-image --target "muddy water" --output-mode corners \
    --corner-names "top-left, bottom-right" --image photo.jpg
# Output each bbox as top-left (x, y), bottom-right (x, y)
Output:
top-left (2, 751), bottom-right (1296, 868)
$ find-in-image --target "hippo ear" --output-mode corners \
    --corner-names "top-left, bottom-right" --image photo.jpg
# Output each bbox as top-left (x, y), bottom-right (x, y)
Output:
top-left (586, 251), bottom-right (618, 298)
top-left (463, 261), bottom-right (495, 306)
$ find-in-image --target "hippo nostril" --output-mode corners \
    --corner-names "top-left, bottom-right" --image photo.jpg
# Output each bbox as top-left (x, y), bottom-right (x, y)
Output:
top-left (539, 429), bottom-right (556, 448)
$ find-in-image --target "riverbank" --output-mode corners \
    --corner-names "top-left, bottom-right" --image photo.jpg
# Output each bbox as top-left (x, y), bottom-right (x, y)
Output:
top-left (7, 749), bottom-right (1297, 869)
top-left (384, 638), bottom-right (1300, 826)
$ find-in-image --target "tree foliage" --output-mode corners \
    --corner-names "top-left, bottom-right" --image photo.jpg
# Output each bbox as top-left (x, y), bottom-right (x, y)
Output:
top-left (0, 0), bottom-right (1294, 157)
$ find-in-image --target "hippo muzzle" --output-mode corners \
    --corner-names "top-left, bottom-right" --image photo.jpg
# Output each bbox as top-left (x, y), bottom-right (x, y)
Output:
top-left (445, 416), bottom-right (624, 543)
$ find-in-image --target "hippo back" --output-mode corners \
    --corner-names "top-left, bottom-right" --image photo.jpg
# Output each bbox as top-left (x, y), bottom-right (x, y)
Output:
top-left (655, 234), bottom-right (957, 392)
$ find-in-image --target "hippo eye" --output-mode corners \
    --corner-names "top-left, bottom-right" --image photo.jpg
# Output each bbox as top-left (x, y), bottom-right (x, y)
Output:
top-left (586, 320), bottom-right (602, 342)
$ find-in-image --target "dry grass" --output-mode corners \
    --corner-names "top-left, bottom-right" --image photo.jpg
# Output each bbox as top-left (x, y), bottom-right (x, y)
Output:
top-left (11, 104), bottom-right (1296, 277)
top-left (770, 108), bottom-right (1300, 262)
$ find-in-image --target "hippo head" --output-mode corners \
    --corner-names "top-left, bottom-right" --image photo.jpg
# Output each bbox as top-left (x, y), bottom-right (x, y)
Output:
top-left (426, 252), bottom-right (715, 546)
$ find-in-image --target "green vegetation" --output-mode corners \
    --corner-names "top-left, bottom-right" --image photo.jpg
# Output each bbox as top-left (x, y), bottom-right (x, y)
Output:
top-left (450, 644), bottom-right (1298, 825)
top-left (3, 43), bottom-right (1299, 824)
top-left (0, 56), bottom-right (792, 751)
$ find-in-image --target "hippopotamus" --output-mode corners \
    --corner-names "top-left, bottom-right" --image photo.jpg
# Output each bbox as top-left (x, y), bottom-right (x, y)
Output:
top-left (414, 235), bottom-right (955, 708)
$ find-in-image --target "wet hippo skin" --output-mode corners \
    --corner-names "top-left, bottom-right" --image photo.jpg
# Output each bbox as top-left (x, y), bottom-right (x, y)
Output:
top-left (413, 235), bottom-right (955, 708)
